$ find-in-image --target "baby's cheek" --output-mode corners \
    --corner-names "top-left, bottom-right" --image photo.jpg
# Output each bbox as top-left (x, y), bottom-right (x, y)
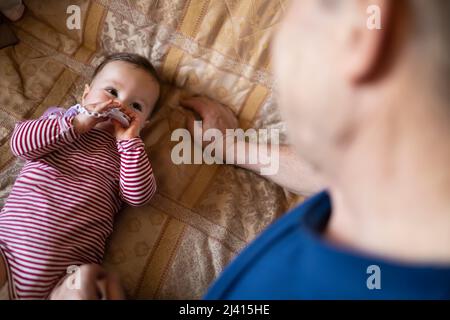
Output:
top-left (84, 90), bottom-right (110, 105)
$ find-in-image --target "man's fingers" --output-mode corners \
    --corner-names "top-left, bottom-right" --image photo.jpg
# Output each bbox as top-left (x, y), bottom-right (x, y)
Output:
top-left (105, 273), bottom-right (125, 300)
top-left (186, 112), bottom-right (209, 148)
top-left (96, 277), bottom-right (109, 300)
top-left (180, 98), bottom-right (209, 118)
top-left (79, 264), bottom-right (107, 299)
top-left (48, 264), bottom-right (125, 300)
top-left (186, 112), bottom-right (197, 137)
top-left (93, 272), bottom-right (125, 300)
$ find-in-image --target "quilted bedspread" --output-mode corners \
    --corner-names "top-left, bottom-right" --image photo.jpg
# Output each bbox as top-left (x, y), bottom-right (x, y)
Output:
top-left (0, 0), bottom-right (301, 299)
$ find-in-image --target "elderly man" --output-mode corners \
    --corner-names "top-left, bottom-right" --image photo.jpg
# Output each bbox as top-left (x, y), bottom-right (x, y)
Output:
top-left (181, 0), bottom-right (450, 299)
top-left (47, 0), bottom-right (449, 299)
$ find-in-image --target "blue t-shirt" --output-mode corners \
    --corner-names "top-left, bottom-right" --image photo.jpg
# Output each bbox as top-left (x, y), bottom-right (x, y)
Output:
top-left (204, 192), bottom-right (450, 299)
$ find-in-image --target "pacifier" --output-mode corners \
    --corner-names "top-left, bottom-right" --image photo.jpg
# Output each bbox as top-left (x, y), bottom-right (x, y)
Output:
top-left (108, 108), bottom-right (130, 127)
top-left (72, 104), bottom-right (131, 128)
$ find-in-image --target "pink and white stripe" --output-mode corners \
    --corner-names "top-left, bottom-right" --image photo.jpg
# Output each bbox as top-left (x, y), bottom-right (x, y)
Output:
top-left (0, 110), bottom-right (156, 299)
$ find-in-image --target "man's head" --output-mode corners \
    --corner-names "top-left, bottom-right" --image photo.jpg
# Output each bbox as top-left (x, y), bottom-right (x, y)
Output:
top-left (82, 53), bottom-right (160, 129)
top-left (273, 0), bottom-right (450, 173)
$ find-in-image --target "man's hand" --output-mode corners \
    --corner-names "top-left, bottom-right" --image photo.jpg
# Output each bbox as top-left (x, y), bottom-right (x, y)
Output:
top-left (49, 264), bottom-right (125, 300)
top-left (180, 96), bottom-right (239, 149)
top-left (180, 95), bottom-right (323, 196)
top-left (73, 99), bottom-right (120, 134)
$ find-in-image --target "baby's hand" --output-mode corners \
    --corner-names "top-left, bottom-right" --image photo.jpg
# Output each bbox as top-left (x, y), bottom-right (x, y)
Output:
top-left (111, 105), bottom-right (144, 141)
top-left (73, 99), bottom-right (119, 134)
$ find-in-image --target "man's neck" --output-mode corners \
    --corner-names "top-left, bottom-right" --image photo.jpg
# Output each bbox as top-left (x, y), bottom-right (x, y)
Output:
top-left (324, 98), bottom-right (450, 265)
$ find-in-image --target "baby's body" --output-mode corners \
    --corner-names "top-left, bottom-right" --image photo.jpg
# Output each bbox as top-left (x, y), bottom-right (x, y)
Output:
top-left (0, 114), bottom-right (155, 298)
top-left (0, 53), bottom-right (160, 299)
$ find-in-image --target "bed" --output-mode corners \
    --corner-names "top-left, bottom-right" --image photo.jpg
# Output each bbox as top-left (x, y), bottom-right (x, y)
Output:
top-left (0, 0), bottom-right (302, 299)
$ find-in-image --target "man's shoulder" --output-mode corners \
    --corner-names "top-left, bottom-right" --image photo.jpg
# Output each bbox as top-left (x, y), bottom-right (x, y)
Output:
top-left (204, 192), bottom-right (330, 299)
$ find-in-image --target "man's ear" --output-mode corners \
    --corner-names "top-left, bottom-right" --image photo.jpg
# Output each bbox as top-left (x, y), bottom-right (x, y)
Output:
top-left (343, 0), bottom-right (391, 83)
top-left (81, 84), bottom-right (90, 105)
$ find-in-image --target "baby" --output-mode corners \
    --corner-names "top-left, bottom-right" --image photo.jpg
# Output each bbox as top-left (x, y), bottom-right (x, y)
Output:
top-left (0, 52), bottom-right (160, 299)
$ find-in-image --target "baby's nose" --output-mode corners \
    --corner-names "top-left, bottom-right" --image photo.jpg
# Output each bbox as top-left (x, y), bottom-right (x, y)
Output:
top-left (111, 99), bottom-right (125, 109)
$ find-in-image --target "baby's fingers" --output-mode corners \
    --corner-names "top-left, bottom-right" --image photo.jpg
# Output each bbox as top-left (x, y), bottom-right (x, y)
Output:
top-left (118, 106), bottom-right (135, 118)
top-left (83, 100), bottom-right (110, 112)
top-left (95, 99), bottom-right (121, 113)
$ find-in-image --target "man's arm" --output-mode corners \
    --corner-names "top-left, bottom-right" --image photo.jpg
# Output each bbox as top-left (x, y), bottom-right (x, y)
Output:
top-left (180, 96), bottom-right (324, 196)
top-left (230, 141), bottom-right (323, 196)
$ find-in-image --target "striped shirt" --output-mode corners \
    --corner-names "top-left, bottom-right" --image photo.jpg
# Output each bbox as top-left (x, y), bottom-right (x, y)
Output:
top-left (0, 109), bottom-right (156, 299)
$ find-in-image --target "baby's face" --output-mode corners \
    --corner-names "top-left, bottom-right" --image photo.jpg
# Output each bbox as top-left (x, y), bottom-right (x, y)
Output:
top-left (82, 61), bottom-right (160, 128)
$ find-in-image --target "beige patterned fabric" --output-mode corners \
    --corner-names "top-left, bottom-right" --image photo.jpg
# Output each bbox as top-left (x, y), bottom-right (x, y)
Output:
top-left (0, 0), bottom-right (302, 299)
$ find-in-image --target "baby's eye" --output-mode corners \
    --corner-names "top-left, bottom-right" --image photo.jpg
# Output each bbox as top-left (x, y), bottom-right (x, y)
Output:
top-left (132, 103), bottom-right (142, 111)
top-left (106, 88), bottom-right (118, 97)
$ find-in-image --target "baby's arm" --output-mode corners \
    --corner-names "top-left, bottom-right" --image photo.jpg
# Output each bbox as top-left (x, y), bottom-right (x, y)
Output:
top-left (117, 138), bottom-right (157, 206)
top-left (11, 100), bottom-right (120, 161)
top-left (10, 114), bottom-right (80, 161)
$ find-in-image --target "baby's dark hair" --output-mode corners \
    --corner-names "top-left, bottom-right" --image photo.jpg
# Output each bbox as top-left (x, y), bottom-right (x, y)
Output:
top-left (92, 52), bottom-right (161, 117)
top-left (93, 52), bottom-right (160, 84)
